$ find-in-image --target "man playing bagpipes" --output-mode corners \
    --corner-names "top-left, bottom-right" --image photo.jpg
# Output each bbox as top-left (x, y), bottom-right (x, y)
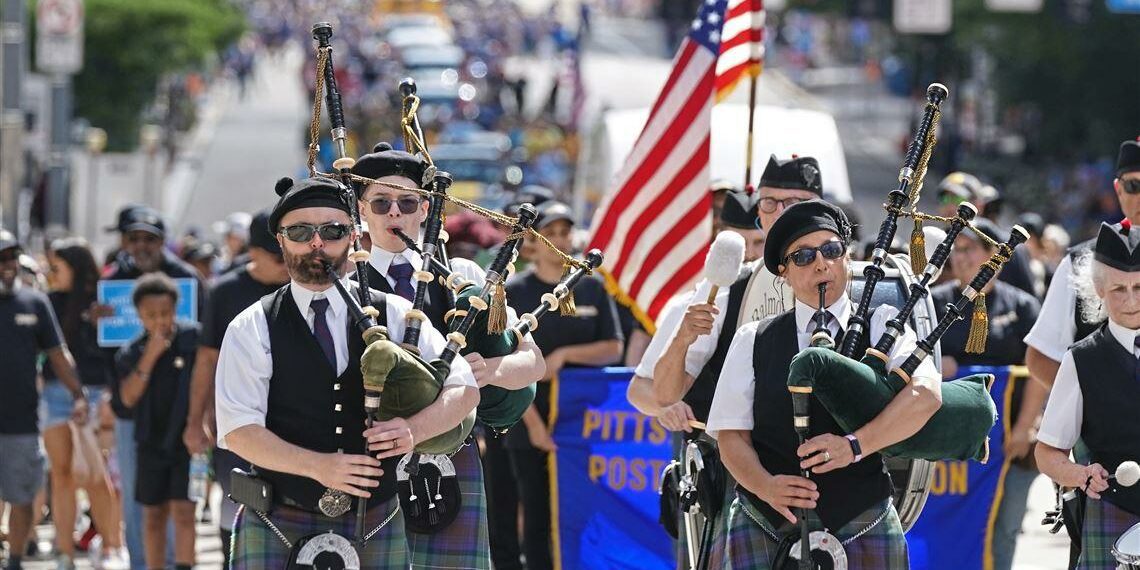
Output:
top-left (214, 177), bottom-right (479, 568)
top-left (708, 200), bottom-right (943, 568)
top-left (350, 142), bottom-right (547, 569)
top-left (1035, 221), bottom-right (1140, 569)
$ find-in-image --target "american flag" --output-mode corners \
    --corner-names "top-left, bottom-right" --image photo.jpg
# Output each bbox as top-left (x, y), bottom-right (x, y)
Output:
top-left (587, 0), bottom-right (766, 331)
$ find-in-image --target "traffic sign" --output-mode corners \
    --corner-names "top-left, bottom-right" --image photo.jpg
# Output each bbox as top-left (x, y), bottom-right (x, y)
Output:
top-left (36, 0), bottom-right (84, 74)
top-left (894, 0), bottom-right (952, 35)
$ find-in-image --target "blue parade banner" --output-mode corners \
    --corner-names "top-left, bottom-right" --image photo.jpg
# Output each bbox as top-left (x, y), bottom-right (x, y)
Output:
top-left (549, 365), bottom-right (1026, 570)
top-left (550, 367), bottom-right (674, 570)
top-left (97, 278), bottom-right (199, 347)
top-left (908, 365), bottom-right (1027, 570)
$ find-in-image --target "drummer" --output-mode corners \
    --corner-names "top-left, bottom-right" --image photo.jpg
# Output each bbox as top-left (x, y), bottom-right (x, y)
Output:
top-left (707, 200), bottom-right (942, 568)
top-left (1036, 221), bottom-right (1140, 569)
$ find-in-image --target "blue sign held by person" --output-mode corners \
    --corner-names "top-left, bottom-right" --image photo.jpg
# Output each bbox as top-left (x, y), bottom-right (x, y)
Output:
top-left (97, 278), bottom-right (198, 347)
top-left (1108, 0), bottom-right (1140, 13)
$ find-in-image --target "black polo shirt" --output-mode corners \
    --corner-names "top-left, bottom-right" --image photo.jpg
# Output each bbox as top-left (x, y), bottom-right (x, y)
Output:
top-left (114, 322), bottom-right (199, 453)
top-left (503, 268), bottom-right (622, 450)
top-left (0, 287), bottom-right (64, 434)
top-left (200, 266), bottom-right (282, 350)
top-left (931, 280), bottom-right (1040, 367)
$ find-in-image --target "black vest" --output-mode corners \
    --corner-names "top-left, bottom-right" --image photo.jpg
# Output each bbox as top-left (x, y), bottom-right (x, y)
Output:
top-left (1068, 238), bottom-right (1106, 343)
top-left (363, 263), bottom-right (452, 332)
top-left (259, 285), bottom-right (398, 512)
top-left (1071, 326), bottom-right (1140, 516)
top-left (743, 310), bottom-right (893, 531)
top-left (687, 270), bottom-right (752, 423)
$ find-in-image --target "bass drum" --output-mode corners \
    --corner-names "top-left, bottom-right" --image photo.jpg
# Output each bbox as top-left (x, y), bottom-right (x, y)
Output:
top-left (737, 254), bottom-right (939, 532)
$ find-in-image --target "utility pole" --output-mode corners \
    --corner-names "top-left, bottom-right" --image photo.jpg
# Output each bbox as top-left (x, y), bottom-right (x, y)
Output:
top-left (1, 0), bottom-right (27, 234)
top-left (36, 0), bottom-right (84, 232)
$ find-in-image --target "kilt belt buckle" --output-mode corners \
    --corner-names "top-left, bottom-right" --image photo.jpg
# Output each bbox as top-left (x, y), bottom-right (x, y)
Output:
top-left (319, 488), bottom-right (353, 518)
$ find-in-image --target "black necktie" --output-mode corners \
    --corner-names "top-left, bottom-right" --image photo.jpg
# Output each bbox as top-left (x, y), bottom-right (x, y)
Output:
top-left (387, 261), bottom-right (416, 301)
top-left (310, 298), bottom-right (336, 369)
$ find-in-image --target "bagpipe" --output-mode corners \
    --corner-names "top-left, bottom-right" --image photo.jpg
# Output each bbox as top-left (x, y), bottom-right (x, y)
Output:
top-left (785, 83), bottom-right (1022, 471)
top-left (303, 21), bottom-right (607, 537)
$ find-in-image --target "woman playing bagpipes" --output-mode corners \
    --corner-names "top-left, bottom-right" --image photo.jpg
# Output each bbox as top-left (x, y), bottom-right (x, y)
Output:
top-left (215, 177), bottom-right (479, 568)
top-left (350, 142), bottom-right (547, 569)
top-left (1035, 222), bottom-right (1140, 569)
top-left (708, 200), bottom-right (943, 568)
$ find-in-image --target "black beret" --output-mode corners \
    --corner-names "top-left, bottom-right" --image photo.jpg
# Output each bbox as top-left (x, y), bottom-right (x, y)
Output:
top-left (1095, 221), bottom-right (1140, 272)
top-left (1117, 138), bottom-right (1140, 177)
top-left (352, 142), bottom-right (427, 188)
top-left (758, 155), bottom-right (823, 195)
top-left (0, 228), bottom-right (19, 252)
top-left (267, 176), bottom-right (352, 232)
top-left (763, 200), bottom-right (851, 274)
top-left (249, 209), bottom-right (282, 255)
top-left (719, 187), bottom-right (759, 230)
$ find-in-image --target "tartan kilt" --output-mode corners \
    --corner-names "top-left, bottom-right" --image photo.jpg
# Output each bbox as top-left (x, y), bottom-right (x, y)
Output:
top-left (230, 496), bottom-right (408, 569)
top-left (1077, 498), bottom-right (1140, 570)
top-left (723, 494), bottom-right (909, 570)
top-left (405, 444), bottom-right (491, 569)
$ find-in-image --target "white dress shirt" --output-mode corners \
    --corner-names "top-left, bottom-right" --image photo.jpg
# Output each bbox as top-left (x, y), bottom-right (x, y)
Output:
top-left (633, 287), bottom-right (695, 378)
top-left (1023, 254), bottom-right (1079, 362)
top-left (1037, 319), bottom-right (1138, 450)
top-left (215, 279), bottom-right (477, 448)
top-left (705, 293), bottom-right (940, 436)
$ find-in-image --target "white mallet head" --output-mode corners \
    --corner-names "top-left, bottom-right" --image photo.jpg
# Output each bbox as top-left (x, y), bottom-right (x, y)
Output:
top-left (705, 231), bottom-right (745, 289)
top-left (1116, 461), bottom-right (1140, 488)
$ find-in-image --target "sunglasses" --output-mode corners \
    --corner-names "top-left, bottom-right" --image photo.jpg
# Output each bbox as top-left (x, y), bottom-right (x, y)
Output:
top-left (279, 222), bottom-right (351, 243)
top-left (939, 192), bottom-right (968, 206)
top-left (758, 196), bottom-right (806, 214)
top-left (784, 240), bottom-right (846, 267)
top-left (368, 196), bottom-right (422, 215)
top-left (1122, 179), bottom-right (1140, 195)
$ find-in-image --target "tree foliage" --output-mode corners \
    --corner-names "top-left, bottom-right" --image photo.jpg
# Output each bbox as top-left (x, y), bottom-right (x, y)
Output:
top-left (67, 0), bottom-right (245, 150)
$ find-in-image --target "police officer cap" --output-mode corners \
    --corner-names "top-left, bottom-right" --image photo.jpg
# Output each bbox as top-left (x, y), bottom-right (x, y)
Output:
top-left (763, 200), bottom-right (851, 275)
top-left (1094, 221), bottom-right (1140, 272)
top-left (938, 171), bottom-right (983, 200)
top-left (249, 209), bottom-right (282, 255)
top-left (1117, 138), bottom-right (1140, 177)
top-left (758, 155), bottom-right (823, 195)
top-left (720, 187), bottom-right (760, 230)
top-left (267, 176), bottom-right (351, 232)
top-left (352, 142), bottom-right (427, 187)
top-left (0, 228), bottom-right (19, 253)
top-left (964, 217), bottom-right (1005, 247)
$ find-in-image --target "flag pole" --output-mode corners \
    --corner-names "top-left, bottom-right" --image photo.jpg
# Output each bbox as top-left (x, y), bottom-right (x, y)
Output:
top-left (743, 71), bottom-right (759, 192)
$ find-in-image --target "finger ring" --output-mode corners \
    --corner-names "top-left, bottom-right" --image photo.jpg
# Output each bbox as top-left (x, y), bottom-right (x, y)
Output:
top-left (823, 451), bottom-right (831, 462)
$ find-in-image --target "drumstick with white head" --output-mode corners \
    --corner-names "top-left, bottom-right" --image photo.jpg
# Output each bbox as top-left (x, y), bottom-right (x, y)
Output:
top-left (703, 231), bottom-right (745, 304)
top-left (1113, 461), bottom-right (1140, 487)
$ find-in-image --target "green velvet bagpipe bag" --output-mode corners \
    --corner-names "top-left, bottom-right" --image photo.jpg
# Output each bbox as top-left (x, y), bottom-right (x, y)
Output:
top-left (447, 284), bottom-right (536, 433)
top-left (785, 347), bottom-right (996, 462)
top-left (359, 327), bottom-right (475, 455)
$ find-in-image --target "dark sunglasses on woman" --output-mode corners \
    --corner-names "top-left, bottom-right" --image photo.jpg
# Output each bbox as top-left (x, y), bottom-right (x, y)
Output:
top-left (279, 222), bottom-right (351, 243)
top-left (368, 196), bottom-right (422, 215)
top-left (784, 240), bottom-right (846, 267)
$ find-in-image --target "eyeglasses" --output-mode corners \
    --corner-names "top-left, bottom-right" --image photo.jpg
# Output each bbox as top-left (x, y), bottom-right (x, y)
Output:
top-left (783, 240), bottom-right (846, 267)
top-left (125, 232), bottom-right (162, 245)
top-left (939, 192), bottom-right (968, 206)
top-left (759, 196), bottom-right (806, 213)
top-left (1121, 179), bottom-right (1140, 195)
top-left (279, 223), bottom-right (351, 243)
top-left (367, 196), bottom-right (422, 215)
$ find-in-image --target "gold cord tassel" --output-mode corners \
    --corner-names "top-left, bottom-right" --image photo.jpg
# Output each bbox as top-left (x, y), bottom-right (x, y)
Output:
top-left (910, 218), bottom-right (927, 275)
top-left (559, 263), bottom-right (577, 316)
top-left (965, 293), bottom-right (989, 354)
top-left (487, 283), bottom-right (508, 334)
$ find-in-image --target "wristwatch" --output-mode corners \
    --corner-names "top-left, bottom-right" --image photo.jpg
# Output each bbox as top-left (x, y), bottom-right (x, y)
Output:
top-left (846, 434), bottom-right (863, 463)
